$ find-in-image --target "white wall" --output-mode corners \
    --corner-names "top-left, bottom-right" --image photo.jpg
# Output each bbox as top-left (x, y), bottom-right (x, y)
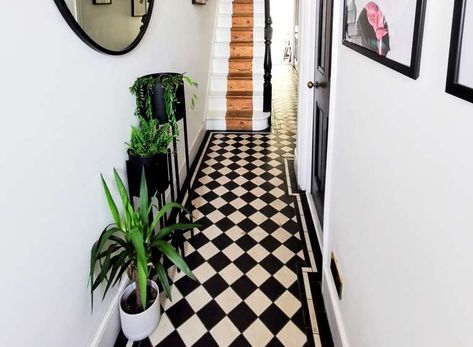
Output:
top-left (0, 1), bottom-right (217, 346)
top-left (324, 1), bottom-right (473, 347)
top-left (271, 0), bottom-right (295, 65)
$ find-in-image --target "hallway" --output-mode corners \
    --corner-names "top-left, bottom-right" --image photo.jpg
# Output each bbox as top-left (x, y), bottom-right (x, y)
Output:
top-left (116, 65), bottom-right (333, 347)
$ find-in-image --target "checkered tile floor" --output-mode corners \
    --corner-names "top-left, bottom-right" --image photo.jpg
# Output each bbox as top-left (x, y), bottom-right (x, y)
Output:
top-left (116, 66), bottom-right (332, 347)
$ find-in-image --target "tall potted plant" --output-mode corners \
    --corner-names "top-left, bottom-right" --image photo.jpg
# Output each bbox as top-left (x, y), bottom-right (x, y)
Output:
top-left (90, 169), bottom-right (198, 341)
top-left (126, 73), bottom-right (197, 198)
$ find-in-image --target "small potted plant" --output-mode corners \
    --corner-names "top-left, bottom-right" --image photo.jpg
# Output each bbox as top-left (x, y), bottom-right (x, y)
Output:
top-left (129, 73), bottom-right (198, 135)
top-left (90, 169), bottom-right (198, 341)
top-left (126, 116), bottom-right (173, 197)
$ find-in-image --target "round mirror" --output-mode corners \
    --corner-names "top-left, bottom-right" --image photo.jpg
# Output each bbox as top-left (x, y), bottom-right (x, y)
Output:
top-left (54, 0), bottom-right (154, 55)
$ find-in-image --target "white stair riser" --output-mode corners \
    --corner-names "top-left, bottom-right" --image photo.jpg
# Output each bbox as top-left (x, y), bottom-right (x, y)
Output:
top-left (209, 95), bottom-right (264, 111)
top-left (210, 79), bottom-right (264, 92)
top-left (219, 2), bottom-right (264, 14)
top-left (211, 77), bottom-right (264, 92)
top-left (206, 111), bottom-right (270, 131)
top-left (213, 42), bottom-right (230, 58)
top-left (213, 42), bottom-right (264, 58)
top-left (215, 28), bottom-right (265, 44)
top-left (215, 28), bottom-right (231, 42)
top-left (217, 14), bottom-right (265, 28)
top-left (211, 58), bottom-right (264, 74)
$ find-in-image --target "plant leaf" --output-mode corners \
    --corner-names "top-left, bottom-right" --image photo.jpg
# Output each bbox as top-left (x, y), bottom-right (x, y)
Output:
top-left (155, 262), bottom-right (171, 300)
top-left (155, 223), bottom-right (200, 240)
top-left (101, 175), bottom-right (123, 230)
top-left (154, 240), bottom-right (195, 280)
top-left (129, 229), bottom-right (148, 309)
top-left (113, 169), bottom-right (131, 223)
top-left (139, 169), bottom-right (149, 231)
top-left (149, 202), bottom-right (183, 233)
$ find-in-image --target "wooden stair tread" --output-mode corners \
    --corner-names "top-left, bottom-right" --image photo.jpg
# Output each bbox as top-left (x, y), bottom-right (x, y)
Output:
top-left (231, 27), bottom-right (254, 32)
top-left (228, 72), bottom-right (252, 78)
top-left (226, 110), bottom-right (254, 118)
top-left (227, 90), bottom-right (253, 97)
top-left (230, 41), bottom-right (254, 45)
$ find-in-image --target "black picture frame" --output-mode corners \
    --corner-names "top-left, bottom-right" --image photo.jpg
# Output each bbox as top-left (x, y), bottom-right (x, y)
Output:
top-left (342, 0), bottom-right (427, 79)
top-left (132, 0), bottom-right (147, 17)
top-left (446, 0), bottom-right (473, 103)
top-left (192, 0), bottom-right (206, 5)
top-left (93, 0), bottom-right (112, 4)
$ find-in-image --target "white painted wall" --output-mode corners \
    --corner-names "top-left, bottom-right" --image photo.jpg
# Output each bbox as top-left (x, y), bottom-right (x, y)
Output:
top-left (323, 1), bottom-right (473, 346)
top-left (271, 0), bottom-right (295, 65)
top-left (0, 1), bottom-right (217, 346)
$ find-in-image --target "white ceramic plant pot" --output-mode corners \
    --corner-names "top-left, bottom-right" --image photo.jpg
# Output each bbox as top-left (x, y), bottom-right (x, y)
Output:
top-left (119, 280), bottom-right (161, 341)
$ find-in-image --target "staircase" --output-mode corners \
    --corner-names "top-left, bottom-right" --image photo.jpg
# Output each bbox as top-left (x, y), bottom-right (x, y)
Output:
top-left (206, 0), bottom-right (270, 131)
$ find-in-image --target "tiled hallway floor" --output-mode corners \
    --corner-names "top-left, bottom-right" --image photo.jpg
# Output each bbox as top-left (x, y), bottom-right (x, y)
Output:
top-left (115, 65), bottom-right (333, 347)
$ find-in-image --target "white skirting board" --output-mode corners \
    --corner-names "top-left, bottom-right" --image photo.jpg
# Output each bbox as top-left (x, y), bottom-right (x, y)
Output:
top-left (322, 266), bottom-right (350, 347)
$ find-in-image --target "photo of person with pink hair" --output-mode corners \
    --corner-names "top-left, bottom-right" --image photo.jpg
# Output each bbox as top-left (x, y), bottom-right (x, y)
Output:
top-left (343, 0), bottom-right (426, 79)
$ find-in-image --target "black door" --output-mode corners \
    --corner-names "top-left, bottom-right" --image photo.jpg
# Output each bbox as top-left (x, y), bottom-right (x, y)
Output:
top-left (310, 0), bottom-right (333, 225)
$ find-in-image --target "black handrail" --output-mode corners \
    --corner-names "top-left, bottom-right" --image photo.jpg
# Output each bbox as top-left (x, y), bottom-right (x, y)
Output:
top-left (263, 0), bottom-right (273, 112)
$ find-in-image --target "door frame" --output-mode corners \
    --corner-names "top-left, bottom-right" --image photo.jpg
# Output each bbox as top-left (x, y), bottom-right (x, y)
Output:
top-left (295, 0), bottom-right (323, 246)
top-left (295, 1), bottom-right (350, 345)
top-left (295, 0), bottom-right (336, 249)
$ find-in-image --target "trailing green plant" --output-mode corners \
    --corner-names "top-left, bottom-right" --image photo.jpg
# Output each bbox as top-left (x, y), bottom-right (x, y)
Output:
top-left (129, 76), bottom-right (157, 120)
top-left (126, 117), bottom-right (173, 157)
top-left (90, 169), bottom-right (199, 311)
top-left (129, 73), bottom-right (198, 137)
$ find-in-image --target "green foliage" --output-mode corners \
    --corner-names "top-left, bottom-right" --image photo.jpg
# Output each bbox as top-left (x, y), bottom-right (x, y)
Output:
top-left (126, 117), bottom-right (173, 157)
top-left (129, 73), bottom-right (198, 137)
top-left (129, 76), bottom-right (157, 119)
top-left (90, 169), bottom-right (199, 311)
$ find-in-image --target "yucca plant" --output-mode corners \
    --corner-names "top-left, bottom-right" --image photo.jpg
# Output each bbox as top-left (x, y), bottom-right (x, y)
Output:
top-left (90, 169), bottom-right (198, 311)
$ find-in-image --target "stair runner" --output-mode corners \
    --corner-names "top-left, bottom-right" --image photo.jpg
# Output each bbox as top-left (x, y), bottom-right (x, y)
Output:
top-left (226, 0), bottom-right (254, 130)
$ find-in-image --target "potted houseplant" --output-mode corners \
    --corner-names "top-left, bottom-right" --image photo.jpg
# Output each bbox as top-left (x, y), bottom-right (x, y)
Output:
top-left (90, 169), bottom-right (198, 341)
top-left (126, 116), bottom-right (173, 198)
top-left (126, 73), bottom-right (197, 198)
top-left (129, 73), bottom-right (198, 135)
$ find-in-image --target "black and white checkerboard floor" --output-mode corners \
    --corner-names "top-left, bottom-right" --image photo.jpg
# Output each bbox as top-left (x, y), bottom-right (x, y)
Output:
top-left (115, 65), bottom-right (333, 347)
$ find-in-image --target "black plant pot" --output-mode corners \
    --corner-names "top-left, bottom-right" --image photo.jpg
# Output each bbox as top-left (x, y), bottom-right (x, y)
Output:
top-left (140, 73), bottom-right (186, 124)
top-left (126, 152), bottom-right (169, 199)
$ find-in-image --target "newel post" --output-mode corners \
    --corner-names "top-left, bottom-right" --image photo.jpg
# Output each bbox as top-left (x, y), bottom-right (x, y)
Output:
top-left (263, 0), bottom-right (273, 112)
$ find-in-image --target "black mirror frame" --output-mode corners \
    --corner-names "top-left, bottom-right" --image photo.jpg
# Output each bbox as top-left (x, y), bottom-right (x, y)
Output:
top-left (446, 0), bottom-right (473, 104)
top-left (53, 0), bottom-right (155, 55)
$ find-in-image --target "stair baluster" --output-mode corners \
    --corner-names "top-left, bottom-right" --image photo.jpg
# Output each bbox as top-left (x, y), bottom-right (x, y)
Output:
top-left (263, 0), bottom-right (272, 112)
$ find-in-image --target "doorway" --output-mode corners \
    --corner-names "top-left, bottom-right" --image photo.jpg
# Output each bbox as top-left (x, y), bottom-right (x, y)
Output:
top-left (295, 0), bottom-right (334, 238)
top-left (270, 0), bottom-right (300, 143)
top-left (310, 0), bottom-right (333, 225)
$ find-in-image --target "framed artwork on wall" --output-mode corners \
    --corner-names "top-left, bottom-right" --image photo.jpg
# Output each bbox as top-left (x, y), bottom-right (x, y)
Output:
top-left (192, 0), bottom-right (206, 5)
top-left (132, 0), bottom-right (147, 17)
top-left (446, 0), bottom-right (473, 103)
top-left (93, 0), bottom-right (112, 4)
top-left (342, 0), bottom-right (427, 79)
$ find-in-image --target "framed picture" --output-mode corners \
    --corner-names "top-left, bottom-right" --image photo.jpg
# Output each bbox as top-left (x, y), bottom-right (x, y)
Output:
top-left (446, 0), bottom-right (473, 103)
top-left (132, 0), bottom-right (147, 17)
top-left (342, 0), bottom-right (427, 79)
top-left (192, 0), bottom-right (206, 5)
top-left (93, 0), bottom-right (112, 4)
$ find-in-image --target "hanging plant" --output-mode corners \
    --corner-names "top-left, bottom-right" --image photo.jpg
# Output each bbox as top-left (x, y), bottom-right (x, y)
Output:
top-left (129, 73), bottom-right (198, 137)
